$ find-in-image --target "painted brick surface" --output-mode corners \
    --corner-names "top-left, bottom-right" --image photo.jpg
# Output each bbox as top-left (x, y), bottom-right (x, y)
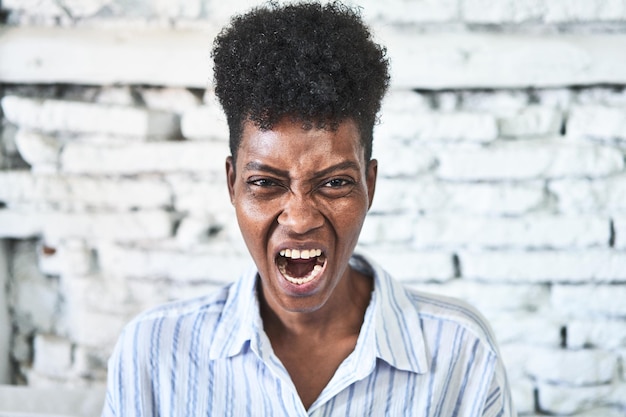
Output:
top-left (1, 96), bottom-right (181, 138)
top-left (1, 1), bottom-right (626, 415)
top-left (460, 250), bottom-right (626, 283)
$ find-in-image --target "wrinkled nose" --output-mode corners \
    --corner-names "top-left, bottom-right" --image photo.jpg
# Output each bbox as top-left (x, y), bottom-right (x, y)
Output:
top-left (277, 193), bottom-right (324, 235)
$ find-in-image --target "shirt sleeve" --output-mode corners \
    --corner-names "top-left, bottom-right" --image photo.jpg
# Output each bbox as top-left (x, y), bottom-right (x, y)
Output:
top-left (100, 329), bottom-right (127, 417)
top-left (481, 357), bottom-right (517, 417)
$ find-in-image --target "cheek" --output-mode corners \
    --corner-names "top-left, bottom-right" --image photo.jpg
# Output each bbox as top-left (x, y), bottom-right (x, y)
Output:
top-left (235, 197), bottom-right (279, 242)
top-left (327, 197), bottom-right (368, 235)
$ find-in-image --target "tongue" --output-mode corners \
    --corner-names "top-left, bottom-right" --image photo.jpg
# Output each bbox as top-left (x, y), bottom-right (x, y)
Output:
top-left (285, 258), bottom-right (316, 278)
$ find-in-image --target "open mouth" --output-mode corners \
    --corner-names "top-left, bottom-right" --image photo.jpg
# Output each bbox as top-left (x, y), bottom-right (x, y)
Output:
top-left (276, 249), bottom-right (327, 285)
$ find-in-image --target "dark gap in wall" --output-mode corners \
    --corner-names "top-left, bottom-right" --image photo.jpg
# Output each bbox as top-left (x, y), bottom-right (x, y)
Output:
top-left (171, 214), bottom-right (184, 237)
top-left (207, 225), bottom-right (223, 238)
top-left (452, 254), bottom-right (462, 278)
top-left (609, 219), bottom-right (616, 247)
top-left (560, 325), bottom-right (567, 348)
top-left (527, 87), bottom-right (540, 104)
top-left (0, 8), bottom-right (9, 25)
top-left (533, 387), bottom-right (541, 414)
top-left (188, 87), bottom-right (206, 101)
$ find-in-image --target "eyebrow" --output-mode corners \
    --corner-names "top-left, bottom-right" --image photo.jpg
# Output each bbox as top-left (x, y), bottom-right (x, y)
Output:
top-left (243, 160), bottom-right (361, 179)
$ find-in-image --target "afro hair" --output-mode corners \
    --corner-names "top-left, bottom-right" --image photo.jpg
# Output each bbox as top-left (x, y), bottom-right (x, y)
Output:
top-left (211, 1), bottom-right (390, 162)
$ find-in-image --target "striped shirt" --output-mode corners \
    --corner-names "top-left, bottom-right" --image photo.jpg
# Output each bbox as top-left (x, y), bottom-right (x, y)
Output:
top-left (102, 253), bottom-right (515, 417)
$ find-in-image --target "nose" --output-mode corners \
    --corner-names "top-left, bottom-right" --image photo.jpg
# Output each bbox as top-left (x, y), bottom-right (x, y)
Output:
top-left (277, 192), bottom-right (324, 235)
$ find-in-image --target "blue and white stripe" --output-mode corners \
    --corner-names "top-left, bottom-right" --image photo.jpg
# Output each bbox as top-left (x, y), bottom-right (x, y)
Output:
top-left (102, 253), bottom-right (515, 417)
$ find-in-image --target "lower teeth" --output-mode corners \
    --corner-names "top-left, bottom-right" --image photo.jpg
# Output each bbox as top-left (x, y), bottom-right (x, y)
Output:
top-left (279, 264), bottom-right (323, 285)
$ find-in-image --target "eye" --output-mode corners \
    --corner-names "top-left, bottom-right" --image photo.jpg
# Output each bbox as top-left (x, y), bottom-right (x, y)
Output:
top-left (248, 178), bottom-right (278, 187)
top-left (324, 178), bottom-right (352, 188)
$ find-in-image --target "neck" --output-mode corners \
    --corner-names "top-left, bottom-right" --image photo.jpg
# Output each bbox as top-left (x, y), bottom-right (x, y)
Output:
top-left (259, 266), bottom-right (373, 342)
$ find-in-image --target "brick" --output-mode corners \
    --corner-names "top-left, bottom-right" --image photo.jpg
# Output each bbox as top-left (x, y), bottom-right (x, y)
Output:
top-left (1, 120), bottom-right (18, 153)
top-left (510, 379), bottom-right (536, 416)
top-left (359, 0), bottom-right (459, 23)
top-left (37, 242), bottom-right (62, 276)
top-left (568, 105), bottom-right (626, 140)
top-left (359, 247), bottom-right (455, 282)
top-left (1, 96), bottom-right (180, 138)
top-left (527, 348), bottom-right (617, 385)
top-left (545, 1), bottom-right (626, 22)
top-left (60, 140), bottom-right (228, 174)
top-left (536, 88), bottom-right (575, 111)
top-left (498, 106), bottom-right (563, 137)
top-left (62, 272), bottom-right (139, 318)
top-left (370, 178), bottom-right (546, 215)
top-left (407, 281), bottom-right (550, 312)
top-left (0, 25), bottom-right (214, 86)
top-left (550, 176), bottom-right (626, 213)
top-left (181, 104), bottom-right (229, 141)
top-left (72, 345), bottom-right (108, 379)
top-left (459, 90), bottom-right (529, 116)
top-left (14, 129), bottom-right (61, 170)
top-left (576, 87), bottom-right (626, 107)
top-left (359, 214), bottom-right (416, 245)
top-left (0, 171), bottom-right (172, 210)
top-left (57, 240), bottom-right (95, 276)
top-left (488, 312), bottom-right (561, 346)
top-left (567, 320), bottom-right (626, 349)
top-left (381, 31), bottom-right (626, 89)
top-left (500, 344), bottom-right (544, 380)
top-left (94, 86), bottom-right (135, 106)
top-left (125, 278), bottom-right (227, 311)
top-left (460, 250), bottom-right (626, 283)
top-left (97, 242), bottom-right (251, 284)
top-left (4, 27), bottom-right (626, 89)
top-left (167, 282), bottom-right (229, 303)
top-left (437, 138), bottom-right (624, 181)
top-left (375, 142), bottom-right (436, 178)
top-left (9, 241), bottom-right (60, 334)
top-left (461, 0), bottom-right (544, 23)
top-left (66, 308), bottom-right (129, 349)
top-left (552, 284), bottom-right (626, 318)
top-left (139, 87), bottom-right (202, 114)
top-left (434, 92), bottom-right (459, 111)
top-left (0, 209), bottom-right (43, 238)
top-left (175, 215), bottom-right (220, 247)
top-left (375, 111), bottom-right (497, 142)
top-left (413, 214), bottom-right (609, 249)
top-left (33, 334), bottom-right (73, 378)
top-left (537, 382), bottom-right (626, 415)
top-left (380, 90), bottom-right (432, 114)
top-left (573, 407), bottom-right (626, 417)
top-left (43, 210), bottom-right (172, 242)
top-left (168, 175), bottom-right (232, 219)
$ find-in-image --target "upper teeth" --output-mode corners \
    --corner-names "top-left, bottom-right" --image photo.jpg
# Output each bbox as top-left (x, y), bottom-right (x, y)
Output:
top-left (279, 249), bottom-right (322, 259)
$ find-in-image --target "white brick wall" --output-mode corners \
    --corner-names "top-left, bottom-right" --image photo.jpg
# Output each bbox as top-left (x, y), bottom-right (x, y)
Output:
top-left (0, 242), bottom-right (10, 383)
top-left (1, 1), bottom-right (626, 416)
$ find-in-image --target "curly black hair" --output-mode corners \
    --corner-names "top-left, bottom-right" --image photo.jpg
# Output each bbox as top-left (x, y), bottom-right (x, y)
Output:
top-left (211, 1), bottom-right (390, 162)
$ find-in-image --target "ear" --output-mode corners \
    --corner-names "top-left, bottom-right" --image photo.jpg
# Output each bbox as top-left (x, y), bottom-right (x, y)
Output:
top-left (365, 158), bottom-right (378, 210)
top-left (225, 156), bottom-right (236, 204)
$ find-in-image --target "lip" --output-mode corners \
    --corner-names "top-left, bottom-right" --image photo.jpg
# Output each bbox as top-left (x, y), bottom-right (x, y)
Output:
top-left (272, 241), bottom-right (329, 295)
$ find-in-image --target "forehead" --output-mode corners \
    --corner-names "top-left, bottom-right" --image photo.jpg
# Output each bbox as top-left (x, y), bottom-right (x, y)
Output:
top-left (237, 118), bottom-right (365, 171)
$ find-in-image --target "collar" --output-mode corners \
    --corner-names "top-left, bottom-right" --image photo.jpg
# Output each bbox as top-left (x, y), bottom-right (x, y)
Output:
top-left (208, 254), bottom-right (429, 376)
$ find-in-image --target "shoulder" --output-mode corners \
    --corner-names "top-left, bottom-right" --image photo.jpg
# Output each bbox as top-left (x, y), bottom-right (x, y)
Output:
top-left (406, 288), bottom-right (500, 356)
